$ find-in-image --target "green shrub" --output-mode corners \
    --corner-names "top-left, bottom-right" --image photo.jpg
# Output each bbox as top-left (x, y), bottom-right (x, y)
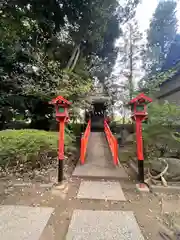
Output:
top-left (142, 102), bottom-right (180, 160)
top-left (0, 129), bottom-right (75, 170)
top-left (67, 123), bottom-right (82, 137)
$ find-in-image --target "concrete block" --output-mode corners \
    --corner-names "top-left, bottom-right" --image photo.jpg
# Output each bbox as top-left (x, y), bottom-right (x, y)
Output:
top-left (136, 183), bottom-right (149, 192)
top-left (150, 185), bottom-right (180, 194)
top-left (13, 182), bottom-right (32, 187)
top-left (162, 199), bottom-right (180, 213)
top-left (40, 183), bottom-right (54, 189)
top-left (66, 210), bottom-right (144, 240)
top-left (77, 181), bottom-right (126, 201)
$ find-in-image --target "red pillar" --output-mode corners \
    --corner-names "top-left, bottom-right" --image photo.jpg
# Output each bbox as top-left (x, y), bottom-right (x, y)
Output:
top-left (135, 117), bottom-right (144, 183)
top-left (58, 118), bottom-right (65, 182)
top-left (59, 118), bottom-right (65, 160)
top-left (135, 118), bottom-right (144, 160)
top-left (80, 137), bottom-right (85, 165)
top-left (113, 137), bottom-right (118, 165)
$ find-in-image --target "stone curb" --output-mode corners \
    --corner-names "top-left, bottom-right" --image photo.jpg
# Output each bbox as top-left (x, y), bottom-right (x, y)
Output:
top-left (72, 174), bottom-right (130, 182)
top-left (12, 182), bottom-right (55, 189)
top-left (150, 185), bottom-right (180, 194)
top-left (158, 223), bottom-right (174, 239)
top-left (13, 183), bottom-right (32, 187)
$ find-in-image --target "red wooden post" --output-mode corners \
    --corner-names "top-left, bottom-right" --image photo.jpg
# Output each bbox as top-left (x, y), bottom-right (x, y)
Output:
top-left (58, 119), bottom-right (65, 181)
top-left (128, 93), bottom-right (152, 183)
top-left (80, 137), bottom-right (85, 164)
top-left (113, 137), bottom-right (118, 165)
top-left (104, 120), bottom-right (118, 166)
top-left (80, 120), bottom-right (91, 164)
top-left (135, 117), bottom-right (145, 183)
top-left (135, 118), bottom-right (144, 161)
top-left (59, 118), bottom-right (65, 160)
top-left (49, 96), bottom-right (71, 182)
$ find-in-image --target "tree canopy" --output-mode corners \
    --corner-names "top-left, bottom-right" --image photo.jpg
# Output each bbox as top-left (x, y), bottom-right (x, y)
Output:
top-left (162, 34), bottom-right (180, 71)
top-left (143, 0), bottom-right (177, 77)
top-left (138, 0), bottom-right (178, 94)
top-left (0, 0), bottom-right (140, 129)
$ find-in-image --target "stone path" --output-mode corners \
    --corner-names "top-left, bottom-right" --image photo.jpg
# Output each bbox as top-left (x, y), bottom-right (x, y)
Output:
top-left (0, 176), bottom-right (162, 240)
top-left (66, 179), bottom-right (145, 240)
top-left (66, 210), bottom-right (144, 240)
top-left (66, 132), bottom-right (145, 239)
top-left (0, 132), bottom-right (151, 239)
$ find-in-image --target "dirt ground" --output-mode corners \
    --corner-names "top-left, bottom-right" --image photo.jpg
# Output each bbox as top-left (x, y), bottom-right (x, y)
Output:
top-left (0, 163), bottom-right (180, 240)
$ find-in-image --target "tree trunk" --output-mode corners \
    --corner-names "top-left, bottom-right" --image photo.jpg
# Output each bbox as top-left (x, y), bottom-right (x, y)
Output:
top-left (66, 44), bottom-right (81, 70)
top-left (129, 23), bottom-right (133, 101)
top-left (70, 46), bottom-right (80, 71)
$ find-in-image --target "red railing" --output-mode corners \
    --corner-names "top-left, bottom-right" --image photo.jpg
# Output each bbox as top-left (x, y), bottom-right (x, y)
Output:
top-left (80, 120), bottom-right (91, 164)
top-left (104, 120), bottom-right (118, 165)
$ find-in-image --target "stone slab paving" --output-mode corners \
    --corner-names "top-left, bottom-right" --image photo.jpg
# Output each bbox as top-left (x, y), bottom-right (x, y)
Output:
top-left (77, 181), bottom-right (126, 201)
top-left (161, 198), bottom-right (180, 213)
top-left (0, 205), bottom-right (54, 240)
top-left (66, 210), bottom-right (144, 240)
top-left (73, 164), bottom-right (128, 180)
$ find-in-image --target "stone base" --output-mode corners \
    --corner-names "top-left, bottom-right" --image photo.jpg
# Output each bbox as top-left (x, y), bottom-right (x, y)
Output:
top-left (136, 183), bottom-right (149, 192)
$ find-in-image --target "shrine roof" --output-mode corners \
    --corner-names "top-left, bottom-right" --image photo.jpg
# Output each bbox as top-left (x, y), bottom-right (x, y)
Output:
top-left (128, 93), bottom-right (152, 105)
top-left (49, 96), bottom-right (72, 105)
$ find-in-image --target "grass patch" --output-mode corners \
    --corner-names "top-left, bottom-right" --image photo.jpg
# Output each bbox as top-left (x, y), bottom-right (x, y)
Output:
top-left (0, 129), bottom-right (75, 170)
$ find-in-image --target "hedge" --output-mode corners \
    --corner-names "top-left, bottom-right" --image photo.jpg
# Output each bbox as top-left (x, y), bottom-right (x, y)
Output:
top-left (0, 129), bottom-right (75, 170)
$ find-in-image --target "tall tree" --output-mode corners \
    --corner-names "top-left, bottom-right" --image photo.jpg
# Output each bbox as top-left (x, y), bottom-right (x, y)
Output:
top-left (106, 17), bottom-right (142, 116)
top-left (91, 0), bottom-right (140, 93)
top-left (116, 19), bottom-right (142, 100)
top-left (162, 34), bottom-right (180, 71)
top-left (143, 0), bottom-right (177, 76)
top-left (103, 18), bottom-right (142, 119)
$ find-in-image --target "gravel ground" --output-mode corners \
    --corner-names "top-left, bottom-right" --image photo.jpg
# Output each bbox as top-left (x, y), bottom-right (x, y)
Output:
top-left (0, 159), bottom-right (180, 239)
top-left (0, 177), bottom-right (177, 240)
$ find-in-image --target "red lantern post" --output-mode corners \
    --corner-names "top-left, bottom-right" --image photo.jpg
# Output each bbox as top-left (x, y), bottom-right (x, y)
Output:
top-left (49, 96), bottom-right (71, 182)
top-left (128, 93), bottom-right (152, 184)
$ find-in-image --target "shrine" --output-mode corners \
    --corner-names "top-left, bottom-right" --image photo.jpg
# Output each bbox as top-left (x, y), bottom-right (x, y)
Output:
top-left (86, 83), bottom-right (111, 131)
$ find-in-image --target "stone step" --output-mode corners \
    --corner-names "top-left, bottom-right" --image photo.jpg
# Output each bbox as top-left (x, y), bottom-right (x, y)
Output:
top-left (0, 205), bottom-right (54, 240)
top-left (77, 180), bottom-right (126, 201)
top-left (66, 210), bottom-right (144, 240)
top-left (72, 164), bottom-right (129, 181)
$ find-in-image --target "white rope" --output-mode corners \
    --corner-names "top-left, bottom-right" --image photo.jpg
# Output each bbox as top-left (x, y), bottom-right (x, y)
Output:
top-left (145, 158), bottom-right (169, 186)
